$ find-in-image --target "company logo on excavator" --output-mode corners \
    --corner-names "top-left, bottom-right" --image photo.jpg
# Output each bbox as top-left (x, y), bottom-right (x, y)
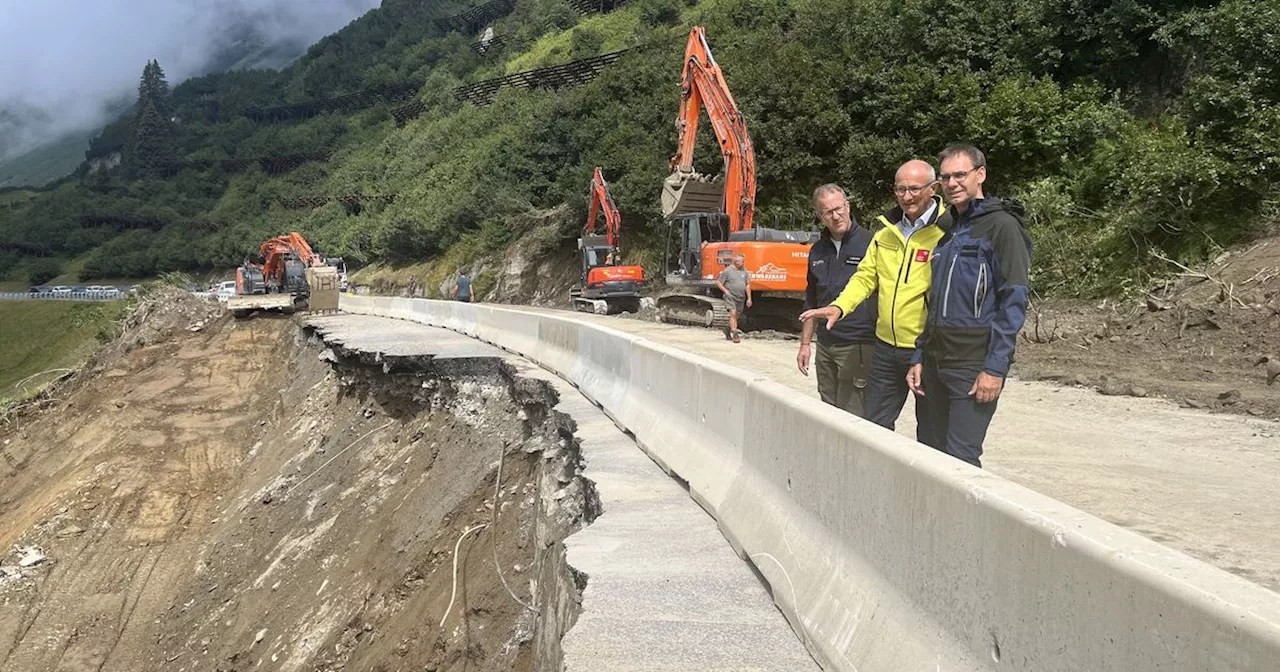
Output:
top-left (751, 262), bottom-right (788, 282)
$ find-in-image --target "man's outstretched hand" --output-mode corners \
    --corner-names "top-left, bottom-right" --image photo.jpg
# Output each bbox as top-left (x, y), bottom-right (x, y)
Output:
top-left (798, 305), bottom-right (841, 331)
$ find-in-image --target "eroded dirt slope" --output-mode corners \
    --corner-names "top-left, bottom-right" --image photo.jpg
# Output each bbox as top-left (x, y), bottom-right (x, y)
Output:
top-left (0, 302), bottom-right (589, 671)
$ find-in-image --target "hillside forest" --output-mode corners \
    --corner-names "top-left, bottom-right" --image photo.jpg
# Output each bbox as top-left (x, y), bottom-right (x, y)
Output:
top-left (0, 0), bottom-right (1277, 298)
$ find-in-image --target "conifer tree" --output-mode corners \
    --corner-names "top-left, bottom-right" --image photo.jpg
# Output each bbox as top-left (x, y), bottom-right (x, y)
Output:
top-left (128, 59), bottom-right (176, 177)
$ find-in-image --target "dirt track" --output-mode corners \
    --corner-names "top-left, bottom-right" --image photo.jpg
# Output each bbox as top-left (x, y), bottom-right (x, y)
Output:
top-left (519, 305), bottom-right (1280, 592)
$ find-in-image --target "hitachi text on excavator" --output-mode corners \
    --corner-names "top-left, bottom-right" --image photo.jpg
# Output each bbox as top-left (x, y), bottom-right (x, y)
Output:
top-left (229, 232), bottom-right (342, 318)
top-left (570, 167), bottom-right (646, 314)
top-left (657, 26), bottom-right (815, 332)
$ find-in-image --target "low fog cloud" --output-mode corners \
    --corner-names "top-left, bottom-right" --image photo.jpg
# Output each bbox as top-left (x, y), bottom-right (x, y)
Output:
top-left (0, 0), bottom-right (380, 158)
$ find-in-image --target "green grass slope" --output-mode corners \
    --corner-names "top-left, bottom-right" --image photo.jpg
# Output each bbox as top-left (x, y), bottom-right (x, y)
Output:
top-left (0, 301), bottom-right (123, 404)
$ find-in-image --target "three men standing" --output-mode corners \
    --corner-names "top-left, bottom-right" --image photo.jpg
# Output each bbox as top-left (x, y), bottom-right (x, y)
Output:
top-left (798, 185), bottom-right (878, 416)
top-left (802, 147), bottom-right (1032, 468)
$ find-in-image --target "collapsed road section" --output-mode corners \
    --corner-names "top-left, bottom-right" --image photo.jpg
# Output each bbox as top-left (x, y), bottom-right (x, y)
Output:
top-left (0, 299), bottom-right (816, 671)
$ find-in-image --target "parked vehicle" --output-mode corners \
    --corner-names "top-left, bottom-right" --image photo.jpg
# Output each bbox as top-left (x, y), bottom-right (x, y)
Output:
top-left (216, 281), bottom-right (237, 302)
top-left (28, 286), bottom-right (49, 294)
top-left (50, 286), bottom-right (72, 295)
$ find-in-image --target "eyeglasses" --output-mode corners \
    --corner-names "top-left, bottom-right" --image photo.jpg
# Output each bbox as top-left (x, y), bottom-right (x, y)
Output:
top-left (818, 202), bottom-right (849, 219)
top-left (938, 168), bottom-right (982, 183)
top-left (893, 182), bottom-right (937, 196)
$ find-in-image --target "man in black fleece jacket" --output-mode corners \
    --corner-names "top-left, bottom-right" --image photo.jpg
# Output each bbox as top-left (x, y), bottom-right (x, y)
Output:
top-left (799, 184), bottom-right (878, 416)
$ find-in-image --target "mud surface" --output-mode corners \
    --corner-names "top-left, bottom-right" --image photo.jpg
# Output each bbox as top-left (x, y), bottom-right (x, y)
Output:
top-left (0, 305), bottom-right (591, 671)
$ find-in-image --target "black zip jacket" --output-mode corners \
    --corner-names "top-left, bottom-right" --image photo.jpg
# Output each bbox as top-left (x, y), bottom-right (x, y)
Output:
top-left (805, 224), bottom-right (877, 346)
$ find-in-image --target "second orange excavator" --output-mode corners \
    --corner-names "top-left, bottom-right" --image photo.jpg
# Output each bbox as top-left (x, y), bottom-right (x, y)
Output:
top-left (570, 167), bottom-right (645, 314)
top-left (230, 232), bottom-right (341, 317)
top-left (657, 26), bottom-right (814, 331)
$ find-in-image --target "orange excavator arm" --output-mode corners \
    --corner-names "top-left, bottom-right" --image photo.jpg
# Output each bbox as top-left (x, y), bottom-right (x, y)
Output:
top-left (259, 232), bottom-right (320, 285)
top-left (667, 26), bottom-right (756, 233)
top-left (586, 167), bottom-right (624, 251)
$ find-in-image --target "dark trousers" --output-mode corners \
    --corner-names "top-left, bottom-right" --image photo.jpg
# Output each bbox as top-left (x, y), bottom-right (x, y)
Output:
top-left (917, 363), bottom-right (996, 468)
top-left (815, 342), bottom-right (874, 417)
top-left (864, 340), bottom-right (930, 440)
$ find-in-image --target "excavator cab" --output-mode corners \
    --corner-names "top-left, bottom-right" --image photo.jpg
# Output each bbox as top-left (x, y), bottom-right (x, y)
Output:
top-left (663, 211), bottom-right (728, 282)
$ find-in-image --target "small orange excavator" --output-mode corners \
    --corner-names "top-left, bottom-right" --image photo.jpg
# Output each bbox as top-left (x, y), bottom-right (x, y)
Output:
top-left (570, 167), bottom-right (645, 314)
top-left (230, 232), bottom-right (341, 317)
top-left (657, 26), bottom-right (814, 331)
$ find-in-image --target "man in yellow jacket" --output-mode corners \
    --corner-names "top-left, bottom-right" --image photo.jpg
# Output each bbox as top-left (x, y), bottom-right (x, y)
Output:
top-left (800, 159), bottom-right (949, 435)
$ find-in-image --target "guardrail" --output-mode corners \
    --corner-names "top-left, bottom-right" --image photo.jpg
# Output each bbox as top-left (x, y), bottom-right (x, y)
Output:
top-left (340, 295), bottom-right (1280, 671)
top-left (0, 292), bottom-right (124, 301)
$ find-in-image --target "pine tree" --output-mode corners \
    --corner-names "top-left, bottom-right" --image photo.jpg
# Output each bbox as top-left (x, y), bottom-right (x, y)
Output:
top-left (128, 60), bottom-right (176, 177)
top-left (137, 60), bottom-right (171, 119)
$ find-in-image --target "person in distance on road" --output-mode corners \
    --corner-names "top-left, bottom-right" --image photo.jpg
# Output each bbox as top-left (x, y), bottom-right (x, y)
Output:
top-left (715, 253), bottom-right (752, 343)
top-left (451, 268), bottom-right (473, 302)
top-left (906, 144), bottom-right (1033, 468)
top-left (800, 161), bottom-right (949, 436)
top-left (797, 184), bottom-right (878, 416)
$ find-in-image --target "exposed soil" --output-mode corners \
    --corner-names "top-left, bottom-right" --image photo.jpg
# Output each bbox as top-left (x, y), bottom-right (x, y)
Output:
top-left (1017, 233), bottom-right (1280, 420)
top-left (0, 295), bottom-right (594, 671)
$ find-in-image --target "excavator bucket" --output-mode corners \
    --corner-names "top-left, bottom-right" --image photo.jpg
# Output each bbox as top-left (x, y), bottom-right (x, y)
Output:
top-left (661, 171), bottom-right (725, 217)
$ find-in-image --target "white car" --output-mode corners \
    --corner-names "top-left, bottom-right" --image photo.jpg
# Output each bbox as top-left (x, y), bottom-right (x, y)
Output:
top-left (98, 285), bottom-right (120, 298)
top-left (216, 280), bottom-right (237, 302)
top-left (50, 286), bottom-right (72, 296)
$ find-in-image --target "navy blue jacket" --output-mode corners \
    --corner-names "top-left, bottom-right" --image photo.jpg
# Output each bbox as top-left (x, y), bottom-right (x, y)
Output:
top-left (913, 198), bottom-right (1032, 376)
top-left (805, 225), bottom-right (877, 346)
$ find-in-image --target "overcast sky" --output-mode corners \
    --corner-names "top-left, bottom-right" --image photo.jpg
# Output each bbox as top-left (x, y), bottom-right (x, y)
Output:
top-left (0, 0), bottom-right (380, 156)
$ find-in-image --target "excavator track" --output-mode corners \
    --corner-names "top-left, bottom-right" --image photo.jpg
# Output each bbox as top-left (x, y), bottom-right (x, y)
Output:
top-left (656, 294), bottom-right (730, 332)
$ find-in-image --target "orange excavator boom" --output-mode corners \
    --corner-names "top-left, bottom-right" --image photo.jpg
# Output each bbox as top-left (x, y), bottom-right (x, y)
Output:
top-left (585, 167), bottom-right (624, 251)
top-left (664, 26), bottom-right (756, 233)
top-left (259, 232), bottom-right (320, 285)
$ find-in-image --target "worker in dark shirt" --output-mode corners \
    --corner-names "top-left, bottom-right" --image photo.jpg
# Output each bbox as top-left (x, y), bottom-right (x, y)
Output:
top-left (798, 184), bottom-right (878, 416)
top-left (451, 268), bottom-right (473, 302)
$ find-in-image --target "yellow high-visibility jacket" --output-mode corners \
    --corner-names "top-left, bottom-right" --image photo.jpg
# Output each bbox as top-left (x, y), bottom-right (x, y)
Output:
top-left (831, 197), bottom-right (949, 348)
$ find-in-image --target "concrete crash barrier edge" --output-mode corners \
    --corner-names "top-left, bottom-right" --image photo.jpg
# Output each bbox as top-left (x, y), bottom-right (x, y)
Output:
top-left (340, 296), bottom-right (1280, 671)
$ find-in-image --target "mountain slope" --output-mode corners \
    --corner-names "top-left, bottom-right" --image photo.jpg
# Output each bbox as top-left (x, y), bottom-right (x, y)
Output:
top-left (0, 0), bottom-right (1277, 297)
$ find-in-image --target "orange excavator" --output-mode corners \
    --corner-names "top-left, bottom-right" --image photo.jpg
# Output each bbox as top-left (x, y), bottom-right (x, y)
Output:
top-left (230, 232), bottom-right (341, 317)
top-left (657, 26), bottom-right (814, 331)
top-left (571, 167), bottom-right (645, 314)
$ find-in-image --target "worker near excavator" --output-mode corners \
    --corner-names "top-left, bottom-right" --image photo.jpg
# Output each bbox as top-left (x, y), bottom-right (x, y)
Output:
top-left (799, 160), bottom-right (949, 436)
top-left (797, 184), bottom-right (878, 416)
top-left (715, 254), bottom-right (752, 343)
top-left (906, 145), bottom-right (1033, 468)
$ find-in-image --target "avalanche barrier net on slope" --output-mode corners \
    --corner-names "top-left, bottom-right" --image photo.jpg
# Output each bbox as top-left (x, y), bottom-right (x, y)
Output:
top-left (340, 295), bottom-right (1280, 672)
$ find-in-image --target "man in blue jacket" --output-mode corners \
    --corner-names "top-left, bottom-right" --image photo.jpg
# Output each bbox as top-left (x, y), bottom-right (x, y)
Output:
top-left (906, 146), bottom-right (1032, 467)
top-left (799, 184), bottom-right (878, 416)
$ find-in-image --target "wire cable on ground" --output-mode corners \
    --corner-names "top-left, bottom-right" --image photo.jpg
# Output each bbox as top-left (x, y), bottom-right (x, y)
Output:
top-left (492, 441), bottom-right (537, 613)
top-left (288, 420), bottom-right (395, 495)
top-left (441, 523), bottom-right (488, 629)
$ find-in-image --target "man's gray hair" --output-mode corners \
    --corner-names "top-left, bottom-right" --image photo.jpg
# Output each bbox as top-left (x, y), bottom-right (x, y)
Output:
top-left (812, 183), bottom-right (847, 206)
top-left (733, 252), bottom-right (746, 260)
top-left (938, 144), bottom-right (986, 169)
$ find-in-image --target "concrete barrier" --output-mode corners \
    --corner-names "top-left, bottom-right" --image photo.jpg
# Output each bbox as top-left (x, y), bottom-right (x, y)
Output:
top-left (340, 296), bottom-right (1280, 671)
